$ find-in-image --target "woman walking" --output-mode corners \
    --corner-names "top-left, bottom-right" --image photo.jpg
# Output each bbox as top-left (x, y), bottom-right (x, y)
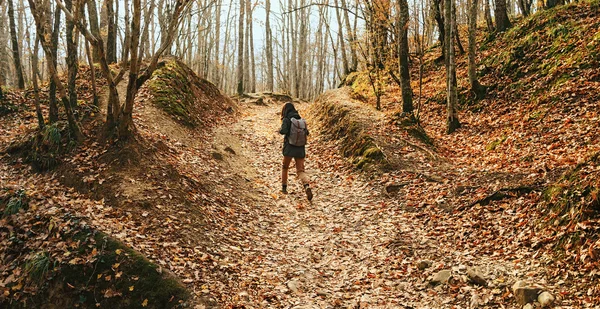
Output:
top-left (279, 102), bottom-right (313, 201)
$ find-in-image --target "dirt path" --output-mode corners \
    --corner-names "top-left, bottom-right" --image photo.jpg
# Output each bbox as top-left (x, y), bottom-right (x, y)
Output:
top-left (205, 101), bottom-right (545, 309)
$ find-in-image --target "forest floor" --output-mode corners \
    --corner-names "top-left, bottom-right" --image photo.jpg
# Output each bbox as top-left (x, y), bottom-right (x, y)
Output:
top-left (194, 93), bottom-right (588, 308)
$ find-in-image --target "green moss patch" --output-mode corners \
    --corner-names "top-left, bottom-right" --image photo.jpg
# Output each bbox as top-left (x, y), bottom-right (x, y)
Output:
top-left (0, 210), bottom-right (189, 309)
top-left (308, 91), bottom-right (385, 170)
top-left (146, 58), bottom-right (234, 127)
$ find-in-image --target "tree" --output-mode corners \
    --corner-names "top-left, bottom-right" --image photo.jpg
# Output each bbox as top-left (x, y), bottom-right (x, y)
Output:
top-left (65, 0), bottom-right (79, 109)
top-left (494, 0), bottom-right (511, 32)
top-left (432, 0), bottom-right (445, 61)
top-left (48, 1), bottom-right (62, 123)
top-left (29, 35), bottom-right (45, 129)
top-left (397, 0), bottom-right (413, 114)
top-left (445, 0), bottom-right (460, 133)
top-left (518, 0), bottom-right (533, 16)
top-left (8, 0), bottom-right (25, 89)
top-left (236, 0), bottom-right (244, 95)
top-left (468, 0), bottom-right (485, 98)
top-left (265, 0), bottom-right (274, 91)
top-left (484, 0), bottom-right (494, 32)
top-left (106, 0), bottom-right (117, 63)
top-left (28, 0), bottom-right (84, 140)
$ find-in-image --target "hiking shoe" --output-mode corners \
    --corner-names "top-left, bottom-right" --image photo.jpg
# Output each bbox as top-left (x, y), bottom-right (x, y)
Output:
top-left (305, 187), bottom-right (313, 201)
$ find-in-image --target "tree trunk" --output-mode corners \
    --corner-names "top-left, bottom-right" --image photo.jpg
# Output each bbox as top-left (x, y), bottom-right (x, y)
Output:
top-left (341, 0), bottom-right (358, 72)
top-left (28, 0), bottom-right (84, 141)
top-left (483, 0), bottom-right (495, 32)
top-left (398, 0), bottom-right (414, 114)
top-left (265, 0), bottom-right (274, 91)
top-left (445, 0), bottom-right (460, 133)
top-left (85, 40), bottom-right (99, 106)
top-left (243, 0), bottom-right (250, 92)
top-left (48, 4), bottom-right (62, 123)
top-left (122, 0), bottom-right (131, 63)
top-left (452, 3), bottom-right (465, 54)
top-left (248, 2), bottom-right (256, 93)
top-left (7, 0), bottom-right (25, 89)
top-left (213, 0), bottom-right (222, 87)
top-left (65, 0), bottom-right (79, 110)
top-left (118, 0), bottom-right (141, 137)
top-left (334, 0), bottom-right (349, 75)
top-left (87, 0), bottom-right (101, 62)
top-left (236, 0), bottom-right (245, 95)
top-left (106, 0), bottom-right (117, 63)
top-left (433, 0), bottom-right (445, 61)
top-left (494, 0), bottom-right (511, 32)
top-left (31, 37), bottom-right (45, 129)
top-left (468, 0), bottom-right (485, 98)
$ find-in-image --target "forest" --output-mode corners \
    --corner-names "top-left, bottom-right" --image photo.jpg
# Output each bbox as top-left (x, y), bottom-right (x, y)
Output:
top-left (0, 0), bottom-right (599, 307)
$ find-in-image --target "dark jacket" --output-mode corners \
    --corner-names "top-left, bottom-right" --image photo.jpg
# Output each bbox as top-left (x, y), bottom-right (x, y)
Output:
top-left (279, 111), bottom-right (308, 158)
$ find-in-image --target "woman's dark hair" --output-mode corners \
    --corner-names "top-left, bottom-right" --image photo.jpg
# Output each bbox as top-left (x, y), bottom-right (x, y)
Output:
top-left (281, 102), bottom-right (296, 119)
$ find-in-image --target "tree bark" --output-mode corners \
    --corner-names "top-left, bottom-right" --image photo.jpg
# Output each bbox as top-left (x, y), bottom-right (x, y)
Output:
top-left (452, 3), bottom-right (465, 54)
top-left (118, 0), bottom-right (141, 137)
top-left (468, 0), bottom-right (484, 98)
top-left (432, 0), bottom-right (445, 61)
top-left (87, 0), bottom-right (101, 62)
top-left (398, 0), bottom-right (414, 114)
top-left (333, 0), bottom-right (349, 75)
top-left (106, 0), bottom-right (117, 63)
top-left (340, 0), bottom-right (358, 72)
top-left (445, 0), bottom-right (460, 133)
top-left (7, 0), bottom-right (25, 89)
top-left (65, 0), bottom-right (79, 110)
top-left (236, 0), bottom-right (244, 95)
top-left (265, 0), bottom-right (274, 91)
top-left (122, 0), bottom-right (131, 62)
top-left (484, 0), bottom-right (494, 31)
top-left (48, 3), bottom-right (62, 123)
top-left (494, 0), bottom-right (511, 32)
top-left (31, 36), bottom-right (45, 129)
top-left (28, 0), bottom-right (84, 140)
top-left (85, 39), bottom-right (99, 106)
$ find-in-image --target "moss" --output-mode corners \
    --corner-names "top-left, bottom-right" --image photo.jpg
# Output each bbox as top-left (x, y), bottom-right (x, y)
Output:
top-left (486, 135), bottom-right (507, 151)
top-left (53, 232), bottom-right (189, 309)
top-left (148, 60), bottom-right (198, 127)
top-left (309, 95), bottom-right (385, 170)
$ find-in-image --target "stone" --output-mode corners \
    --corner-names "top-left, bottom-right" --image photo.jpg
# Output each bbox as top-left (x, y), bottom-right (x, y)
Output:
top-left (417, 260), bottom-right (432, 270)
top-left (431, 270), bottom-right (452, 285)
top-left (538, 291), bottom-right (555, 308)
top-left (287, 280), bottom-right (301, 294)
top-left (512, 280), bottom-right (541, 305)
top-left (211, 152), bottom-right (223, 160)
top-left (523, 304), bottom-right (534, 309)
top-left (467, 267), bottom-right (487, 286)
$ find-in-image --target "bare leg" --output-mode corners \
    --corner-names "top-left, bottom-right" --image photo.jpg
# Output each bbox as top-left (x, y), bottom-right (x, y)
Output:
top-left (294, 158), bottom-right (310, 186)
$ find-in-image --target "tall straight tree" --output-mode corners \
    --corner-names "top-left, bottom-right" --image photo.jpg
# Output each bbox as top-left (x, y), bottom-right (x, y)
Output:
top-left (397, 0), bottom-right (413, 114)
top-left (106, 0), bottom-right (117, 63)
top-left (65, 0), bottom-right (79, 109)
top-left (7, 0), bottom-right (25, 89)
top-left (30, 36), bottom-right (45, 129)
top-left (468, 0), bottom-right (484, 97)
top-left (494, 0), bottom-right (511, 32)
top-left (265, 0), bottom-right (274, 91)
top-left (484, 0), bottom-right (494, 31)
top-left (48, 2), bottom-right (62, 122)
top-left (236, 0), bottom-right (245, 95)
top-left (445, 0), bottom-right (460, 133)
